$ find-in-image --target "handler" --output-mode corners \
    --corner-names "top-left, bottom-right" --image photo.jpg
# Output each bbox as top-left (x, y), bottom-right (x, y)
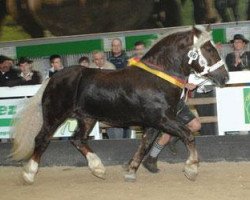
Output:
top-left (143, 82), bottom-right (201, 173)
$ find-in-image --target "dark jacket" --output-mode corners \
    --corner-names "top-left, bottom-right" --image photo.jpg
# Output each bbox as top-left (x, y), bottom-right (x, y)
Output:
top-left (108, 52), bottom-right (128, 69)
top-left (225, 51), bottom-right (250, 71)
top-left (18, 70), bottom-right (42, 85)
top-left (0, 68), bottom-right (21, 87)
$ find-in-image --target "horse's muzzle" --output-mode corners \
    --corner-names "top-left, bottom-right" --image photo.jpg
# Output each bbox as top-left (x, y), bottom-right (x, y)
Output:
top-left (207, 65), bottom-right (229, 87)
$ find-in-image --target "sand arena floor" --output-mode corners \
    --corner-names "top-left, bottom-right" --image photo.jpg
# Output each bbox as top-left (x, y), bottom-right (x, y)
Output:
top-left (1, 162), bottom-right (250, 200)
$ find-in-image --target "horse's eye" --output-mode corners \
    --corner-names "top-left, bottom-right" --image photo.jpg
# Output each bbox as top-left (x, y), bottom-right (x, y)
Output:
top-left (206, 47), bottom-right (213, 52)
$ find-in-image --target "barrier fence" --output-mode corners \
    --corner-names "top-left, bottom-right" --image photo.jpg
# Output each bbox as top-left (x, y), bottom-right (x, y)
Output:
top-left (1, 71), bottom-right (249, 140)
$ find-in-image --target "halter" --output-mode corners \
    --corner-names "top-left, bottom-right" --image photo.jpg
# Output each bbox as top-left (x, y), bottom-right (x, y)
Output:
top-left (188, 35), bottom-right (225, 77)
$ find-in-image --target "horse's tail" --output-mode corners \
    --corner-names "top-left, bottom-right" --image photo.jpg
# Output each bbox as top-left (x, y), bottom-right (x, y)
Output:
top-left (11, 78), bottom-right (50, 161)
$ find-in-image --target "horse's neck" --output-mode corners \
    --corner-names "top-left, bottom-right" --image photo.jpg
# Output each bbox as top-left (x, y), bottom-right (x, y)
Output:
top-left (141, 30), bottom-right (194, 79)
top-left (141, 50), bottom-right (189, 80)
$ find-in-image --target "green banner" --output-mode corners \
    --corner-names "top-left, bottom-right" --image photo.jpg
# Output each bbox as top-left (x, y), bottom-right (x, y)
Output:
top-left (244, 88), bottom-right (250, 124)
top-left (0, 118), bottom-right (13, 127)
top-left (125, 34), bottom-right (158, 50)
top-left (16, 39), bottom-right (103, 58)
top-left (212, 28), bottom-right (226, 44)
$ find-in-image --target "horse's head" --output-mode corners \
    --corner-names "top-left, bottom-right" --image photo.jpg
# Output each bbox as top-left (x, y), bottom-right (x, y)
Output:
top-left (141, 25), bottom-right (228, 87)
top-left (186, 25), bottom-right (229, 87)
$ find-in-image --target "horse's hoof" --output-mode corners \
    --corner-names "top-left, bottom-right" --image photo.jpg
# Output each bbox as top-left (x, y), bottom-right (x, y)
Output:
top-left (91, 168), bottom-right (106, 180)
top-left (124, 173), bottom-right (136, 182)
top-left (184, 164), bottom-right (198, 181)
top-left (22, 171), bottom-right (35, 185)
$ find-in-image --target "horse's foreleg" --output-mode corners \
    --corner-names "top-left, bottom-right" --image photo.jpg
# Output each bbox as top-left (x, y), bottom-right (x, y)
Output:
top-left (158, 119), bottom-right (199, 181)
top-left (182, 133), bottom-right (199, 181)
top-left (124, 128), bottom-right (159, 182)
top-left (71, 118), bottom-right (106, 179)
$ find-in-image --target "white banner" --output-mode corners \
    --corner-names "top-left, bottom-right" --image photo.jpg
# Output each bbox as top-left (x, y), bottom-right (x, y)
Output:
top-left (0, 89), bottom-right (101, 139)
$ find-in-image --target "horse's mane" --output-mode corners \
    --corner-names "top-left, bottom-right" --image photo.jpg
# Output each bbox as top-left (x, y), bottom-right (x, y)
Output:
top-left (143, 25), bottom-right (211, 57)
top-left (141, 26), bottom-right (212, 71)
top-left (147, 26), bottom-right (193, 50)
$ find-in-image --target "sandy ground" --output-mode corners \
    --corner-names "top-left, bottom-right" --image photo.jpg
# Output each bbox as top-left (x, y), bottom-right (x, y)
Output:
top-left (0, 162), bottom-right (250, 200)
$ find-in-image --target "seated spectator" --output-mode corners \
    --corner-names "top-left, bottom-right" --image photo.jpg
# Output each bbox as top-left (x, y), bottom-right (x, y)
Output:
top-left (108, 38), bottom-right (128, 69)
top-left (17, 57), bottom-right (42, 85)
top-left (225, 34), bottom-right (250, 71)
top-left (78, 56), bottom-right (90, 67)
top-left (89, 51), bottom-right (116, 70)
top-left (132, 41), bottom-right (146, 59)
top-left (0, 55), bottom-right (20, 87)
top-left (49, 54), bottom-right (64, 77)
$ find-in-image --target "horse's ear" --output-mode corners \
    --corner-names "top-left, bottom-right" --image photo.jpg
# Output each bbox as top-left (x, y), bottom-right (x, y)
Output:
top-left (192, 25), bottom-right (202, 37)
top-left (206, 24), bottom-right (212, 32)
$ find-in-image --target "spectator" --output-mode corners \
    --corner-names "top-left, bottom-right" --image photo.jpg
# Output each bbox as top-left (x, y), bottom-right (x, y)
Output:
top-left (0, 55), bottom-right (20, 87)
top-left (89, 50), bottom-right (127, 139)
top-left (225, 34), bottom-right (250, 71)
top-left (78, 56), bottom-right (90, 67)
top-left (89, 51), bottom-right (116, 70)
top-left (17, 57), bottom-right (42, 85)
top-left (108, 38), bottom-right (128, 69)
top-left (132, 41), bottom-right (146, 59)
top-left (49, 54), bottom-right (64, 77)
top-left (107, 38), bottom-right (131, 138)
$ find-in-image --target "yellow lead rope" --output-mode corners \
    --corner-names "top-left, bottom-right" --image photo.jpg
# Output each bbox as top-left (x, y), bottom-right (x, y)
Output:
top-left (128, 58), bottom-right (185, 89)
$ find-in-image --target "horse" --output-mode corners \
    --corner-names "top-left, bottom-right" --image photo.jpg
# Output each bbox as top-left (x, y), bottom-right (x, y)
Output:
top-left (11, 25), bottom-right (229, 184)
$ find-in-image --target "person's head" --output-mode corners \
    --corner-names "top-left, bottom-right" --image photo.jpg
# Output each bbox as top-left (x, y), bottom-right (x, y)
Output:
top-left (111, 38), bottom-right (123, 56)
top-left (230, 34), bottom-right (249, 51)
top-left (17, 57), bottom-right (33, 74)
top-left (78, 56), bottom-right (90, 67)
top-left (0, 55), bottom-right (14, 73)
top-left (92, 51), bottom-right (106, 68)
top-left (49, 54), bottom-right (63, 70)
top-left (134, 41), bottom-right (146, 59)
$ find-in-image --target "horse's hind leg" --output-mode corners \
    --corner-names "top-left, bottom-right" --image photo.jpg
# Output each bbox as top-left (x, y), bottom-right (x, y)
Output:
top-left (124, 128), bottom-right (160, 182)
top-left (22, 117), bottom-right (66, 184)
top-left (71, 118), bottom-right (106, 179)
top-left (22, 123), bottom-right (55, 184)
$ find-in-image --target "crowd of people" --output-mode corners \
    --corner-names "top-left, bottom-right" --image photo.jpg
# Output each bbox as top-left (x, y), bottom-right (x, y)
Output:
top-left (0, 39), bottom-right (146, 88)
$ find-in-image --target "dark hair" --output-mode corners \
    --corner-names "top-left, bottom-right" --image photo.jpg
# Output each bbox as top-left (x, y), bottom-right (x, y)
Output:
top-left (0, 55), bottom-right (13, 64)
top-left (17, 57), bottom-right (33, 65)
top-left (49, 54), bottom-right (61, 63)
top-left (134, 41), bottom-right (145, 47)
top-left (78, 56), bottom-right (90, 64)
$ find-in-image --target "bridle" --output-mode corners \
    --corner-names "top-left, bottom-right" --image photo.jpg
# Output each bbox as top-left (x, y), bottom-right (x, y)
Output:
top-left (187, 34), bottom-right (225, 77)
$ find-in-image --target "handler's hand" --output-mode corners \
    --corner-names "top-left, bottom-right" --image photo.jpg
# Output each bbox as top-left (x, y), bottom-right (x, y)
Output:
top-left (185, 83), bottom-right (197, 90)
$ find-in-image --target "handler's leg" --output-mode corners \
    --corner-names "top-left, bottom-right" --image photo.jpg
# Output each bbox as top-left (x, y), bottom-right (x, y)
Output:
top-left (144, 99), bottom-right (201, 174)
top-left (143, 133), bottom-right (170, 173)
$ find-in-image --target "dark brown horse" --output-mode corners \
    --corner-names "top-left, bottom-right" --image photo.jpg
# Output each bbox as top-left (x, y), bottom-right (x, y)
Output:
top-left (11, 25), bottom-right (228, 184)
